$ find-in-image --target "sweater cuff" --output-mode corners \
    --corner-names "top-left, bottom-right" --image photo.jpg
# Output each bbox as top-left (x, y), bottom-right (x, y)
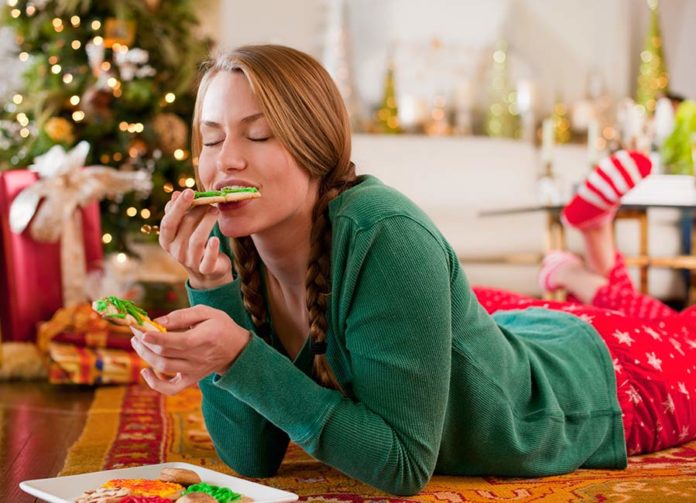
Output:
top-left (213, 335), bottom-right (341, 444)
top-left (186, 279), bottom-right (237, 310)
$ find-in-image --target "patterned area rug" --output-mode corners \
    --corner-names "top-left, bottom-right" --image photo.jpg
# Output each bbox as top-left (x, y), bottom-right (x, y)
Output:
top-left (62, 385), bottom-right (696, 502)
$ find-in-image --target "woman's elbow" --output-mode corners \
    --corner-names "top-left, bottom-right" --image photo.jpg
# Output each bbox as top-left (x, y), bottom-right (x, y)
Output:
top-left (377, 463), bottom-right (432, 496)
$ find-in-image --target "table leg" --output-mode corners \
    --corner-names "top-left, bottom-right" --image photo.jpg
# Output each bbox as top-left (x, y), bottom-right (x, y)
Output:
top-left (639, 210), bottom-right (649, 293)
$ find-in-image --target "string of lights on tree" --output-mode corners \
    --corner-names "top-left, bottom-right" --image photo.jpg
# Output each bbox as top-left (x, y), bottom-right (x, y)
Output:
top-left (0, 0), bottom-right (210, 254)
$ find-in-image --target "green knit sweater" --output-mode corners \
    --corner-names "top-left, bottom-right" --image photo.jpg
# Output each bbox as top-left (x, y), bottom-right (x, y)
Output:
top-left (187, 175), bottom-right (626, 496)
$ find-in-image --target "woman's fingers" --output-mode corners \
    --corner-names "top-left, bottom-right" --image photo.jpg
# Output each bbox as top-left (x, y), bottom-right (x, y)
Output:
top-left (155, 305), bottom-right (218, 331)
top-left (159, 189), bottom-right (196, 248)
top-left (163, 190), bottom-right (181, 214)
top-left (139, 331), bottom-right (186, 353)
top-left (186, 208), bottom-right (221, 270)
top-left (166, 206), bottom-right (213, 266)
top-left (199, 236), bottom-right (222, 275)
top-left (131, 336), bottom-right (189, 374)
top-left (140, 368), bottom-right (193, 396)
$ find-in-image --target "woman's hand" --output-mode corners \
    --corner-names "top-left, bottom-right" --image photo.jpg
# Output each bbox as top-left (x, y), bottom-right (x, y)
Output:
top-left (130, 304), bottom-right (251, 395)
top-left (159, 189), bottom-right (233, 290)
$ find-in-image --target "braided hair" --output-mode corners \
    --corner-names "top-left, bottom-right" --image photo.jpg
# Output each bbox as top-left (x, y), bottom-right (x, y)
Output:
top-left (191, 45), bottom-right (357, 390)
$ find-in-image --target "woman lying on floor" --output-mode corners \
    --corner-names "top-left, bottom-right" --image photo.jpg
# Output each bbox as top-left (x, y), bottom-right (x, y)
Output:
top-left (130, 44), bottom-right (696, 496)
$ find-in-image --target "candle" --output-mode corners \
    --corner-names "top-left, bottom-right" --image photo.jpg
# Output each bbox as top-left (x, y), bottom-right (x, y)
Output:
top-left (516, 80), bottom-right (532, 114)
top-left (541, 118), bottom-right (554, 163)
top-left (587, 119), bottom-right (599, 167)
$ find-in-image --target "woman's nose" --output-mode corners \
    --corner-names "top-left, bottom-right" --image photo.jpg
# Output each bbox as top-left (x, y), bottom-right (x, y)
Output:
top-left (215, 139), bottom-right (246, 172)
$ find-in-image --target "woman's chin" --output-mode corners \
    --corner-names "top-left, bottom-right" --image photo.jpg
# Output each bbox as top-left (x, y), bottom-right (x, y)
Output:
top-left (217, 219), bottom-right (255, 238)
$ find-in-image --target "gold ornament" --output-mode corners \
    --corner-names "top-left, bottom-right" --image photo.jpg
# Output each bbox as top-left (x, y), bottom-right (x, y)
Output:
top-left (552, 100), bottom-right (572, 144)
top-left (103, 18), bottom-right (136, 49)
top-left (44, 117), bottom-right (75, 144)
top-left (128, 138), bottom-right (148, 158)
top-left (152, 113), bottom-right (189, 154)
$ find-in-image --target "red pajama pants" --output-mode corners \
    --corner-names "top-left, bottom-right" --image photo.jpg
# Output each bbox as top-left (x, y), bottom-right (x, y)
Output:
top-left (473, 254), bottom-right (696, 455)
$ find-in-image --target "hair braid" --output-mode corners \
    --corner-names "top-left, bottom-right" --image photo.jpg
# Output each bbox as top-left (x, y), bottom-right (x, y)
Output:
top-left (306, 167), bottom-right (356, 391)
top-left (230, 236), bottom-right (267, 331)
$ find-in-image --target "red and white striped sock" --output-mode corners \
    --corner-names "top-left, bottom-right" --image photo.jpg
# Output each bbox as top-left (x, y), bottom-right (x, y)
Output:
top-left (562, 150), bottom-right (652, 229)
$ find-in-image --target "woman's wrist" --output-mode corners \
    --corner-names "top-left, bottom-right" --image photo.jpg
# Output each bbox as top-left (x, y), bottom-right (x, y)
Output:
top-left (215, 329), bottom-right (252, 376)
top-left (188, 271), bottom-right (234, 291)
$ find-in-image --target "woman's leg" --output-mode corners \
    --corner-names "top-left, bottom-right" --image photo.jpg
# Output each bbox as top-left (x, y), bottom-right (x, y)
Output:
top-left (551, 220), bottom-right (678, 320)
top-left (578, 221), bottom-right (617, 278)
top-left (586, 308), bottom-right (696, 455)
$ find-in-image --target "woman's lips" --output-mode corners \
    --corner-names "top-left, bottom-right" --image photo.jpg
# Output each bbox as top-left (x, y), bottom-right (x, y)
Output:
top-left (218, 198), bottom-right (255, 211)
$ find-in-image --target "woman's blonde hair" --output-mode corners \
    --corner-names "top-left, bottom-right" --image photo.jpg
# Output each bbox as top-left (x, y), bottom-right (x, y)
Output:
top-left (191, 45), bottom-right (356, 391)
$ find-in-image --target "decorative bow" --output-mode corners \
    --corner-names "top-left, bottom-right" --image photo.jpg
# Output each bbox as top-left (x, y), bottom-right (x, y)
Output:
top-left (9, 141), bottom-right (152, 305)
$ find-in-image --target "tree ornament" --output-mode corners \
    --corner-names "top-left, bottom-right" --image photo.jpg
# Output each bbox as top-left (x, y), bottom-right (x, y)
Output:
top-left (128, 138), bottom-right (148, 159)
top-left (552, 98), bottom-right (571, 144)
top-left (81, 86), bottom-right (113, 119)
top-left (103, 18), bottom-right (136, 49)
top-left (85, 40), bottom-right (105, 77)
top-left (152, 113), bottom-right (188, 154)
top-left (43, 117), bottom-right (74, 144)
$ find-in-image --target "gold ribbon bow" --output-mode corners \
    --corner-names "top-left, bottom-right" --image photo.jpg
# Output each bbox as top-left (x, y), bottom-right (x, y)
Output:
top-left (9, 141), bottom-right (152, 306)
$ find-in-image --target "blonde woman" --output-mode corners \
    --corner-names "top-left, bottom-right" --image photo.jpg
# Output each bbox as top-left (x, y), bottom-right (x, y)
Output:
top-left (132, 45), bottom-right (696, 495)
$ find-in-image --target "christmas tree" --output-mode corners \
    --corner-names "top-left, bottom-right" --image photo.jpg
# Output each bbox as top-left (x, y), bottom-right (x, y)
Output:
top-left (374, 59), bottom-right (401, 134)
top-left (484, 40), bottom-right (519, 139)
top-left (636, 0), bottom-right (669, 115)
top-left (0, 0), bottom-right (210, 254)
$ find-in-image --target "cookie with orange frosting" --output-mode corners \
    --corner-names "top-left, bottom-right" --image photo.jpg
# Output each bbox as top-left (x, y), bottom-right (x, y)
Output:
top-left (102, 478), bottom-right (184, 499)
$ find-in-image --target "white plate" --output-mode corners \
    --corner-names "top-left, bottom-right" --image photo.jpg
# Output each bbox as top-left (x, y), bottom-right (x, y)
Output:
top-left (20, 462), bottom-right (299, 503)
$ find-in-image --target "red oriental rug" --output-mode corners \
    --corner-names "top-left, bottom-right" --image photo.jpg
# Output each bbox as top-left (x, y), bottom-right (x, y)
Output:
top-left (61, 385), bottom-right (696, 502)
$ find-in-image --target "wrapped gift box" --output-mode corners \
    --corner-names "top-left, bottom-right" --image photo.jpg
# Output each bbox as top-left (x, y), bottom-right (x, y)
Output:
top-left (47, 342), bottom-right (146, 385)
top-left (38, 303), bottom-right (147, 385)
top-left (0, 170), bottom-right (103, 342)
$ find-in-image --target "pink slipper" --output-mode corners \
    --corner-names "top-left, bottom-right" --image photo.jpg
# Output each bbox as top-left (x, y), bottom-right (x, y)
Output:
top-left (539, 250), bottom-right (583, 292)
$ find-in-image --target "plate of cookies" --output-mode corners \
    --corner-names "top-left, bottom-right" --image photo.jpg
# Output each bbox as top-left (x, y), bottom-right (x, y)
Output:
top-left (19, 462), bottom-right (299, 503)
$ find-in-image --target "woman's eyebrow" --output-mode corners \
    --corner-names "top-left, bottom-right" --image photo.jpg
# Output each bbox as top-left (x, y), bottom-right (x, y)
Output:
top-left (200, 120), bottom-right (222, 129)
top-left (240, 112), bottom-right (264, 124)
top-left (200, 113), bottom-right (264, 129)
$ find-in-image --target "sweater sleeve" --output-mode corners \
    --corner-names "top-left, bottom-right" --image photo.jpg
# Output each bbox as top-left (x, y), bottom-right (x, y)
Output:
top-left (212, 217), bottom-right (453, 495)
top-left (187, 280), bottom-right (290, 477)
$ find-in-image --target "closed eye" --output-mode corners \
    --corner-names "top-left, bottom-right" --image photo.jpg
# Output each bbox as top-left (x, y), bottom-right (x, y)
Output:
top-left (203, 140), bottom-right (223, 147)
top-left (248, 137), bottom-right (269, 142)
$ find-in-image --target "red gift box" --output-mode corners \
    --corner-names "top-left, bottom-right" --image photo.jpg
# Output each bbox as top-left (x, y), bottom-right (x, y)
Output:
top-left (0, 170), bottom-right (103, 342)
